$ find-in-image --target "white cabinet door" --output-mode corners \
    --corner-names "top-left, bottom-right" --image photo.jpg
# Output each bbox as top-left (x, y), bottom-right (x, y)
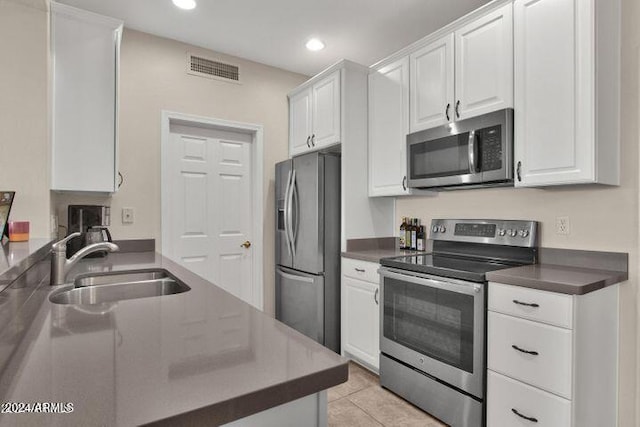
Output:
top-left (289, 88), bottom-right (312, 156)
top-left (455, 3), bottom-right (513, 120)
top-left (513, 0), bottom-right (594, 186)
top-left (409, 34), bottom-right (454, 132)
top-left (342, 275), bottom-right (380, 371)
top-left (368, 57), bottom-right (410, 196)
top-left (51, 3), bottom-right (122, 192)
top-left (311, 71), bottom-right (341, 149)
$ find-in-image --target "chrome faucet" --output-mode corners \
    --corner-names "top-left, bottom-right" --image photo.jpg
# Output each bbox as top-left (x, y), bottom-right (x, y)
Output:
top-left (50, 232), bottom-right (119, 286)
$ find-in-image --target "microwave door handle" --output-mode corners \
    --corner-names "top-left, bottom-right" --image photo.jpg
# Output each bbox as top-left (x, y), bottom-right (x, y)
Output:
top-left (468, 130), bottom-right (479, 173)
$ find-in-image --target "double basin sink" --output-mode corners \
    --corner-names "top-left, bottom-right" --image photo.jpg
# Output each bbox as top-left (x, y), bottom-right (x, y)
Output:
top-left (49, 269), bottom-right (191, 305)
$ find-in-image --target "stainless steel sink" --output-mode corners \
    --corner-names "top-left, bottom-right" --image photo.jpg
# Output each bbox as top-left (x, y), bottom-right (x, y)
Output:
top-left (49, 269), bottom-right (191, 305)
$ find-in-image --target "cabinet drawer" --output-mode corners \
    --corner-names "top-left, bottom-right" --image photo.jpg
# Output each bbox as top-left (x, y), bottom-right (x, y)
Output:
top-left (488, 370), bottom-right (571, 427)
top-left (488, 312), bottom-right (572, 398)
top-left (342, 258), bottom-right (380, 283)
top-left (489, 282), bottom-right (573, 329)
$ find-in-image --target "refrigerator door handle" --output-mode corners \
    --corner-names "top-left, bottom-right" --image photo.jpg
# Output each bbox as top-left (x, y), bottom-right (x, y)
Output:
top-left (292, 170), bottom-right (300, 250)
top-left (276, 268), bottom-right (315, 283)
top-left (284, 169), bottom-right (293, 258)
top-left (287, 169), bottom-right (297, 257)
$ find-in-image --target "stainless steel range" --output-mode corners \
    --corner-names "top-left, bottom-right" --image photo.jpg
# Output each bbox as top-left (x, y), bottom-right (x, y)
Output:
top-left (379, 219), bottom-right (538, 427)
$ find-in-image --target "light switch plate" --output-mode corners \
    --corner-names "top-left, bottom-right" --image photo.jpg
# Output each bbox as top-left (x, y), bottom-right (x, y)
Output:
top-left (122, 207), bottom-right (135, 224)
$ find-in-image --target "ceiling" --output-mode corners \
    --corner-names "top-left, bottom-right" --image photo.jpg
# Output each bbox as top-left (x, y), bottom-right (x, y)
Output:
top-left (57, 0), bottom-right (490, 76)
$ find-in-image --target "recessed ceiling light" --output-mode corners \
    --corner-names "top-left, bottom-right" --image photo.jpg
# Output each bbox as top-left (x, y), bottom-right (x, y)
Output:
top-left (172, 0), bottom-right (196, 10)
top-left (306, 38), bottom-right (325, 52)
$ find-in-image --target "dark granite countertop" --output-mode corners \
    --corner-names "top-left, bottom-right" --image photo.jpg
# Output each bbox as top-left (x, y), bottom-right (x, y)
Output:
top-left (486, 264), bottom-right (628, 295)
top-left (341, 248), bottom-right (427, 263)
top-left (0, 251), bottom-right (347, 426)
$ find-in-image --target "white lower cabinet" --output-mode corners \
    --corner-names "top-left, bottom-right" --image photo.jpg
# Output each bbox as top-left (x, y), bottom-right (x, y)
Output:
top-left (487, 282), bottom-right (619, 427)
top-left (341, 258), bottom-right (380, 372)
top-left (488, 371), bottom-right (571, 427)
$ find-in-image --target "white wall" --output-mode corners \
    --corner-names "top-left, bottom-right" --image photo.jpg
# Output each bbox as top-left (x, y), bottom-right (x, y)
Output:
top-left (396, 0), bottom-right (640, 422)
top-left (0, 0), bottom-right (50, 238)
top-left (52, 29), bottom-right (307, 315)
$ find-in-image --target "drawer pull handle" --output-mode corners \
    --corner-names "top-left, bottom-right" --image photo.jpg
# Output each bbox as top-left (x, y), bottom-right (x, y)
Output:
top-left (374, 288), bottom-right (379, 305)
top-left (512, 344), bottom-right (539, 356)
top-left (511, 408), bottom-right (538, 423)
top-left (513, 299), bottom-right (539, 308)
top-left (355, 268), bottom-right (365, 273)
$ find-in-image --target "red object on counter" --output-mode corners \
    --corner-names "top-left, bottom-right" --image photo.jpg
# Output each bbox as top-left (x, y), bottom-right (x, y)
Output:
top-left (8, 221), bottom-right (29, 242)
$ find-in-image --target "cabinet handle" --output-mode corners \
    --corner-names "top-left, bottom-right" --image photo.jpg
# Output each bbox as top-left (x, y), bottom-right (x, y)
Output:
top-left (445, 103), bottom-right (451, 121)
top-left (355, 268), bottom-right (365, 273)
top-left (512, 344), bottom-right (539, 356)
top-left (374, 288), bottom-right (379, 305)
top-left (455, 100), bottom-right (461, 118)
top-left (513, 299), bottom-right (539, 308)
top-left (306, 136), bottom-right (311, 148)
top-left (311, 134), bottom-right (316, 146)
top-left (402, 176), bottom-right (407, 191)
top-left (511, 408), bottom-right (538, 423)
top-left (517, 161), bottom-right (522, 182)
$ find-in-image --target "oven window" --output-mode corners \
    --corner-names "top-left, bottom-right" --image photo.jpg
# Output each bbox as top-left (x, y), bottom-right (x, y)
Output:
top-left (409, 133), bottom-right (470, 179)
top-left (383, 277), bottom-right (475, 373)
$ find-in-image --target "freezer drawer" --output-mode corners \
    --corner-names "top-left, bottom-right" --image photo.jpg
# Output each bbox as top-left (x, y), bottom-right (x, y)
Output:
top-left (275, 266), bottom-right (325, 345)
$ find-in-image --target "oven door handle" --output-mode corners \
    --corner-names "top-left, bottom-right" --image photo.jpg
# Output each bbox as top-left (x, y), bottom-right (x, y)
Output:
top-left (378, 268), bottom-right (482, 296)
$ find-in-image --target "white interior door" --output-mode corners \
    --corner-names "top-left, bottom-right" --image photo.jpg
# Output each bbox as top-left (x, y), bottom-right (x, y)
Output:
top-left (166, 124), bottom-right (254, 304)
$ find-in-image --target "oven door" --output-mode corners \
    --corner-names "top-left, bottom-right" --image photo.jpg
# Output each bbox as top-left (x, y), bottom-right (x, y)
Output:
top-left (379, 268), bottom-right (485, 399)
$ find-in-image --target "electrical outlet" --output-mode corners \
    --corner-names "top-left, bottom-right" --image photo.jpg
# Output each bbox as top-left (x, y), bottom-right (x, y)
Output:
top-left (122, 207), bottom-right (135, 224)
top-left (556, 216), bottom-right (570, 235)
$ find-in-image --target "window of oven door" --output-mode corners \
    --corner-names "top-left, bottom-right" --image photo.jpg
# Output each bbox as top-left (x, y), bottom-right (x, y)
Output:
top-left (382, 276), bottom-right (476, 373)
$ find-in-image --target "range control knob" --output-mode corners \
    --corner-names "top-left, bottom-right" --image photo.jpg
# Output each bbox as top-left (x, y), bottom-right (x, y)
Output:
top-left (432, 225), bottom-right (439, 233)
top-left (438, 225), bottom-right (447, 233)
top-left (519, 229), bottom-right (530, 238)
top-left (498, 229), bottom-right (506, 236)
top-left (509, 229), bottom-right (518, 237)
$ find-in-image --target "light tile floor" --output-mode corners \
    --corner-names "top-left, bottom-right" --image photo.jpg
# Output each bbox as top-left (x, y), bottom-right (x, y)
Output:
top-left (328, 362), bottom-right (448, 427)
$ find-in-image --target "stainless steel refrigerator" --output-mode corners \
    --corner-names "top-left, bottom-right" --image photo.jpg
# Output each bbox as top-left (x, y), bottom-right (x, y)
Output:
top-left (275, 152), bottom-right (341, 353)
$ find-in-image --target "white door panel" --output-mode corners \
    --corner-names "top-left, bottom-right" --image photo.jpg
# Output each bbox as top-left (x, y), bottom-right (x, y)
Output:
top-left (168, 129), bottom-right (253, 304)
top-left (289, 89), bottom-right (312, 156)
top-left (213, 139), bottom-right (252, 302)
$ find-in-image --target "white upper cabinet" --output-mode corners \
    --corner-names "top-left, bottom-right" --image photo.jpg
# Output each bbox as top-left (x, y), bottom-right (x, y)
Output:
top-left (409, 35), bottom-right (455, 132)
top-left (51, 2), bottom-right (122, 193)
top-left (311, 71), bottom-right (341, 149)
top-left (369, 57), bottom-right (411, 196)
top-left (408, 3), bottom-right (513, 133)
top-left (455, 4), bottom-right (513, 120)
top-left (513, 0), bottom-right (620, 187)
top-left (289, 70), bottom-right (341, 156)
top-left (289, 89), bottom-right (312, 156)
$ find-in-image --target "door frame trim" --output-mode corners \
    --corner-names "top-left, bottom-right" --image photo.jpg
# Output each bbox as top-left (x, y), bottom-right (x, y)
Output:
top-left (160, 110), bottom-right (264, 310)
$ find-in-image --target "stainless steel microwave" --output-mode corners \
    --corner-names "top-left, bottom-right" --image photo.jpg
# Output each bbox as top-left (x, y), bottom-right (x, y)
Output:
top-left (407, 108), bottom-right (514, 190)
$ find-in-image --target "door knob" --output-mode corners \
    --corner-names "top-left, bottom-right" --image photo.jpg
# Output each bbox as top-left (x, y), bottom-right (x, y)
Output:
top-left (241, 241), bottom-right (252, 249)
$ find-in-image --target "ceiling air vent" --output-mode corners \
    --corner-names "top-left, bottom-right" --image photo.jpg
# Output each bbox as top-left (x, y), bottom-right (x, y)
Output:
top-left (187, 53), bottom-right (240, 83)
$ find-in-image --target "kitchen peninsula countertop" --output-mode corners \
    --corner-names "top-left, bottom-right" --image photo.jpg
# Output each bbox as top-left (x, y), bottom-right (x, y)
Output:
top-left (0, 251), bottom-right (347, 426)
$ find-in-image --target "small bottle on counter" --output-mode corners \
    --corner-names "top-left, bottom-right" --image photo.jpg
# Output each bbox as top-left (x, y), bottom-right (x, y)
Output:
top-left (405, 218), bottom-right (412, 250)
top-left (411, 218), bottom-right (418, 250)
top-left (399, 217), bottom-right (407, 249)
top-left (417, 226), bottom-right (425, 251)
